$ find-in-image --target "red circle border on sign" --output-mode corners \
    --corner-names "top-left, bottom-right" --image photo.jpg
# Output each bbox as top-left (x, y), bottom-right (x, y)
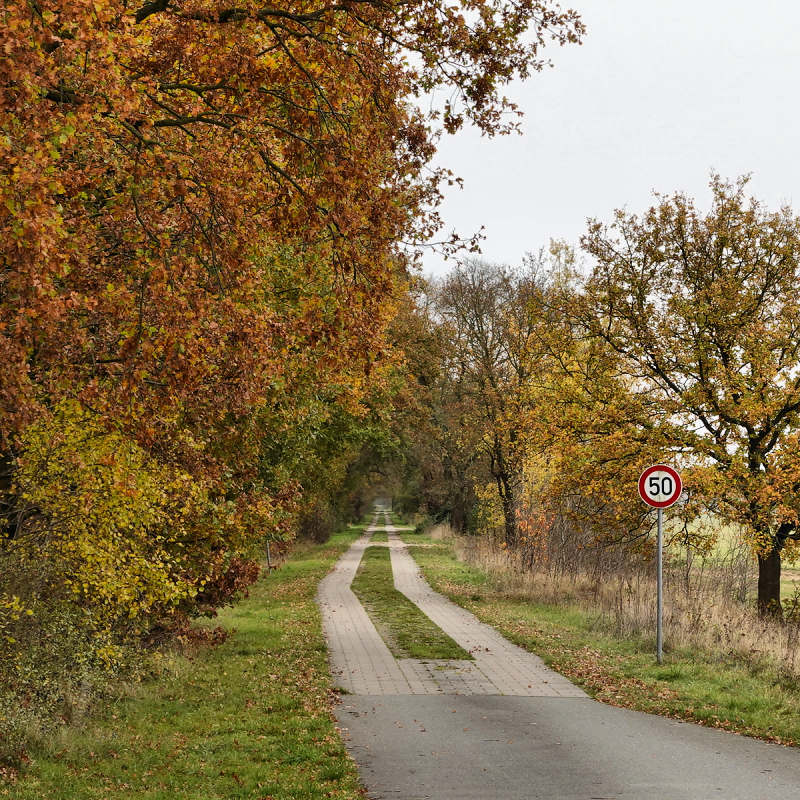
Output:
top-left (638, 464), bottom-right (682, 508)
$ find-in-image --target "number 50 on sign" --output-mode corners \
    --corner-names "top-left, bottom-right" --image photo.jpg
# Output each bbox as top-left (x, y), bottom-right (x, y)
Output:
top-left (638, 464), bottom-right (682, 508)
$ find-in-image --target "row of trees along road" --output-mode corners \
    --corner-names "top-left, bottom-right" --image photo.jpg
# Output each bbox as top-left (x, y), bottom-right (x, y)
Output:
top-left (0, 0), bottom-right (584, 763)
top-left (399, 177), bottom-right (800, 617)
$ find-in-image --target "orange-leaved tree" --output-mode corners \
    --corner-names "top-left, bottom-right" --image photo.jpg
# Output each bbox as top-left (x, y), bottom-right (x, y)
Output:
top-left (1, 0), bottom-right (586, 762)
top-left (578, 176), bottom-right (800, 616)
top-left (0, 0), bottom-right (584, 558)
top-left (1, 0), bottom-right (585, 440)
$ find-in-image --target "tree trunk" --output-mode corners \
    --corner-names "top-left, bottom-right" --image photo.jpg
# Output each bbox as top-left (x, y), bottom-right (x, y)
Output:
top-left (499, 480), bottom-right (518, 549)
top-left (757, 544), bottom-right (782, 618)
top-left (0, 450), bottom-right (15, 542)
top-left (450, 490), bottom-right (467, 535)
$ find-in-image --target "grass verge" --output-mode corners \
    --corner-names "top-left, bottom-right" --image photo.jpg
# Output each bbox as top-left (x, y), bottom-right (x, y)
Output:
top-left (2, 528), bottom-right (367, 799)
top-left (350, 545), bottom-right (470, 660)
top-left (412, 535), bottom-right (800, 746)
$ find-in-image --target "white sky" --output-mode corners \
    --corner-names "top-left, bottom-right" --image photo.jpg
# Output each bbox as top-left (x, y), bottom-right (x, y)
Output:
top-left (423, 0), bottom-right (800, 275)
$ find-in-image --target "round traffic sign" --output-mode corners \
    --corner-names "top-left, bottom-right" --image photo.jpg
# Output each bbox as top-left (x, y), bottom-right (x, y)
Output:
top-left (638, 464), bottom-right (682, 508)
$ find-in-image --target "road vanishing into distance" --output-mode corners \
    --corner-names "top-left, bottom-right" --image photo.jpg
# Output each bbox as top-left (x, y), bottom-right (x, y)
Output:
top-left (317, 511), bottom-right (800, 800)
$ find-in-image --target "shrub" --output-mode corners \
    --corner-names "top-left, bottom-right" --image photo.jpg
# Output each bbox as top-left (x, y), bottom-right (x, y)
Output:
top-left (0, 596), bottom-right (141, 768)
top-left (0, 401), bottom-right (266, 766)
top-left (297, 501), bottom-right (336, 543)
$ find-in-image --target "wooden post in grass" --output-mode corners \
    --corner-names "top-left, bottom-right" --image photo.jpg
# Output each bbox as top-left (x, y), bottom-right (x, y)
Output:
top-left (266, 540), bottom-right (274, 572)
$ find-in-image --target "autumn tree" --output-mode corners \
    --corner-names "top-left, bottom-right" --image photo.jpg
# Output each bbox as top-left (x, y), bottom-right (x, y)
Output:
top-left (1, 0), bottom-right (585, 441)
top-left (430, 259), bottom-right (556, 546)
top-left (1, 0), bottom-right (584, 755)
top-left (513, 277), bottom-right (683, 576)
top-left (1, 0), bottom-right (584, 553)
top-left (385, 289), bottom-right (484, 531)
top-left (578, 176), bottom-right (800, 615)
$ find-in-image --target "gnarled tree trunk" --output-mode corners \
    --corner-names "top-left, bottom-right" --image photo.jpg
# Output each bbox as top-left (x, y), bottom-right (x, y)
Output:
top-left (496, 470), bottom-right (519, 549)
top-left (757, 543), bottom-right (782, 618)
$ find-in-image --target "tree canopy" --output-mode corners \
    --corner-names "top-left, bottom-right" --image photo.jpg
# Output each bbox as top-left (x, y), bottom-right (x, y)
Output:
top-left (398, 179), bottom-right (800, 616)
top-left (579, 176), bottom-right (800, 613)
top-left (1, 0), bottom-right (584, 761)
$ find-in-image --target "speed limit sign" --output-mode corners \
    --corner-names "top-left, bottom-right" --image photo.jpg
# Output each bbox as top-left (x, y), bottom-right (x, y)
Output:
top-left (638, 464), bottom-right (682, 508)
top-left (638, 463), bottom-right (682, 665)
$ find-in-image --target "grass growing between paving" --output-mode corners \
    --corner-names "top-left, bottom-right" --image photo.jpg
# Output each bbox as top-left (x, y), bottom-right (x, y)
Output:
top-left (411, 536), bottom-right (800, 747)
top-left (2, 528), bottom-right (367, 800)
top-left (351, 544), bottom-right (470, 660)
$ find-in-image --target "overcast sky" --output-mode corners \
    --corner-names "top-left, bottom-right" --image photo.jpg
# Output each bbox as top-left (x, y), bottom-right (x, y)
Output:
top-left (423, 0), bottom-right (800, 275)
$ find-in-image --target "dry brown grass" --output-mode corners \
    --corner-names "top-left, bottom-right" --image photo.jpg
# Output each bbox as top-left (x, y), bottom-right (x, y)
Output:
top-left (429, 523), bottom-right (800, 679)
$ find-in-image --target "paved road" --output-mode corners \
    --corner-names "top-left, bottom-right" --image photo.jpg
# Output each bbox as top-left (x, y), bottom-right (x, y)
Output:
top-left (318, 514), bottom-right (582, 696)
top-left (319, 513), bottom-right (800, 799)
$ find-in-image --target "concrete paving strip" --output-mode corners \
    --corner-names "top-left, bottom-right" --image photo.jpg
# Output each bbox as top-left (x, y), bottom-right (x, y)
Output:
top-left (316, 520), bottom-right (415, 695)
top-left (317, 512), bottom-right (586, 696)
top-left (387, 524), bottom-right (586, 697)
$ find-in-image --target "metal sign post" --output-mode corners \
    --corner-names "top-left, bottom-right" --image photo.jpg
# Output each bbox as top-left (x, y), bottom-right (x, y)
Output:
top-left (638, 464), bottom-right (682, 665)
top-left (657, 507), bottom-right (663, 663)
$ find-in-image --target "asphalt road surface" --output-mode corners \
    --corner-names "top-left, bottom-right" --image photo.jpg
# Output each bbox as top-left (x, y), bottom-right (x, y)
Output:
top-left (320, 514), bottom-right (800, 799)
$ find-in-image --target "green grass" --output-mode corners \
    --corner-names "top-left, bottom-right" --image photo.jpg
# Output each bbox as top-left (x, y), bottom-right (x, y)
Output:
top-left (411, 536), bottom-right (800, 746)
top-left (350, 545), bottom-right (470, 660)
top-left (665, 512), bottom-right (800, 600)
top-left (369, 532), bottom-right (388, 543)
top-left (2, 529), bottom-right (366, 799)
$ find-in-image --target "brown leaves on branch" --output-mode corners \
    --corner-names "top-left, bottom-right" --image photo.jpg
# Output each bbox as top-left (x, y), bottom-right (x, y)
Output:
top-left (1, 0), bottom-right (583, 445)
top-left (0, 0), bottom-right (583, 667)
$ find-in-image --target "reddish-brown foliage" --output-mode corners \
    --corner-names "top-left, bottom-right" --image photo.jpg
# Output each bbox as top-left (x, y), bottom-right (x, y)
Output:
top-left (191, 555), bottom-right (262, 616)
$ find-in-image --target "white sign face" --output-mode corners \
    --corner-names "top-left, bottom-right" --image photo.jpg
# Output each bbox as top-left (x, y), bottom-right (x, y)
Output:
top-left (638, 464), bottom-right (682, 508)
